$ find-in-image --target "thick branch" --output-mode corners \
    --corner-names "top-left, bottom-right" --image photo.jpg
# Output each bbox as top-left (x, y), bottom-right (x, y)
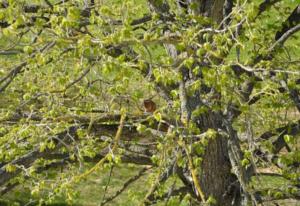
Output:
top-left (275, 5), bottom-right (300, 40)
top-left (257, 0), bottom-right (281, 17)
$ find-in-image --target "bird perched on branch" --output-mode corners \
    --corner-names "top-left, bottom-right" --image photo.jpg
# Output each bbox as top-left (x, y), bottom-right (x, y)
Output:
top-left (143, 99), bottom-right (156, 113)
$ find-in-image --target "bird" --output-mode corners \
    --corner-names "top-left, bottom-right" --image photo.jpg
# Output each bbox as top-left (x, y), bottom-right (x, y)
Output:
top-left (143, 99), bottom-right (156, 113)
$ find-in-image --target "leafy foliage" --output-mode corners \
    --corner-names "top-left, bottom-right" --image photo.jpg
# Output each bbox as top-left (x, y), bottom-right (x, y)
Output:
top-left (0, 0), bottom-right (299, 205)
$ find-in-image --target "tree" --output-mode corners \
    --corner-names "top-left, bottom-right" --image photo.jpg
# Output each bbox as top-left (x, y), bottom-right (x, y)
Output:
top-left (0, 0), bottom-right (299, 205)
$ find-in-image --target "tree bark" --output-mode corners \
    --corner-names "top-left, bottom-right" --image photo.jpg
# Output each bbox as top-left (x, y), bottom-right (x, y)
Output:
top-left (176, 1), bottom-right (250, 205)
top-left (200, 135), bottom-right (235, 205)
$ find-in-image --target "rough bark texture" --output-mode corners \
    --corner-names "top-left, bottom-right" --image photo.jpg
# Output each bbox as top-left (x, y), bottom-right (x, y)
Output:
top-left (200, 136), bottom-right (234, 205)
top-left (155, 0), bottom-right (248, 204)
top-left (192, 1), bottom-right (244, 205)
top-left (193, 111), bottom-right (239, 205)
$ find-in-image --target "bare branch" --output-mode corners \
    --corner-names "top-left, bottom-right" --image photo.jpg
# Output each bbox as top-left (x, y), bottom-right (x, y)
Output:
top-left (275, 5), bottom-right (300, 40)
top-left (44, 0), bottom-right (53, 9)
top-left (64, 65), bottom-right (93, 91)
top-left (141, 160), bottom-right (176, 206)
top-left (257, 0), bottom-right (282, 17)
top-left (101, 167), bottom-right (150, 206)
top-left (269, 24), bottom-right (300, 53)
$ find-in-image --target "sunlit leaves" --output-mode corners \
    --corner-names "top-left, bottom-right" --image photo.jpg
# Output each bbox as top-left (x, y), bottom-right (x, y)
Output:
top-left (0, 0), bottom-right (299, 204)
top-left (153, 67), bottom-right (179, 86)
top-left (5, 164), bottom-right (17, 173)
top-left (206, 196), bottom-right (217, 205)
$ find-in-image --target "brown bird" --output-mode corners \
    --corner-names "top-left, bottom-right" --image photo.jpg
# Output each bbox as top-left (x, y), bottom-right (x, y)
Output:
top-left (143, 99), bottom-right (156, 113)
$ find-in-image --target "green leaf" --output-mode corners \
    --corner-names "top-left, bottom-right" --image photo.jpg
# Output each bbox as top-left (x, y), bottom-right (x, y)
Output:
top-left (241, 159), bottom-right (250, 167)
top-left (284, 135), bottom-right (291, 143)
top-left (5, 164), bottom-right (16, 172)
top-left (23, 46), bottom-right (34, 54)
top-left (206, 196), bottom-right (217, 204)
top-left (153, 112), bottom-right (162, 121)
top-left (137, 124), bottom-right (147, 133)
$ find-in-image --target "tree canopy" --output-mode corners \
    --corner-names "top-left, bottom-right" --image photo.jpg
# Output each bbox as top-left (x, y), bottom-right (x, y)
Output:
top-left (0, 0), bottom-right (299, 205)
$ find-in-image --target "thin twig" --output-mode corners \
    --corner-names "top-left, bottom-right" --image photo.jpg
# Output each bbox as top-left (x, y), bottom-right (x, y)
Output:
top-left (73, 112), bottom-right (126, 182)
top-left (182, 142), bottom-right (206, 202)
top-left (101, 166), bottom-right (150, 206)
top-left (100, 165), bottom-right (114, 205)
top-left (64, 65), bottom-right (93, 91)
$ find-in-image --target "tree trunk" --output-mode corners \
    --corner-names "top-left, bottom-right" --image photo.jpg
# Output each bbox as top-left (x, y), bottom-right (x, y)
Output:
top-left (148, 0), bottom-right (250, 205)
top-left (186, 1), bottom-right (249, 205)
top-left (200, 136), bottom-right (236, 205)
top-left (196, 113), bottom-right (241, 206)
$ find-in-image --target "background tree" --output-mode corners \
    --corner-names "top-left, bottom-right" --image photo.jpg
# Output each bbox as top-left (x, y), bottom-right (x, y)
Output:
top-left (0, 0), bottom-right (299, 205)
